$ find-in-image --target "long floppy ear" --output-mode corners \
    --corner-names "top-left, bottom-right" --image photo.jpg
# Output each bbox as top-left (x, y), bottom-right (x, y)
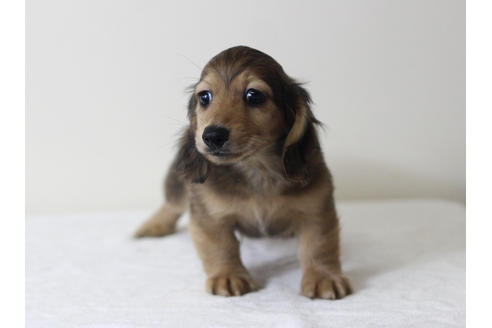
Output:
top-left (281, 84), bottom-right (320, 184)
top-left (173, 92), bottom-right (210, 183)
top-left (174, 127), bottom-right (210, 183)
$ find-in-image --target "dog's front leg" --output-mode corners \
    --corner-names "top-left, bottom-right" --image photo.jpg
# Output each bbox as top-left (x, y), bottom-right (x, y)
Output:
top-left (189, 215), bottom-right (257, 297)
top-left (297, 208), bottom-right (352, 300)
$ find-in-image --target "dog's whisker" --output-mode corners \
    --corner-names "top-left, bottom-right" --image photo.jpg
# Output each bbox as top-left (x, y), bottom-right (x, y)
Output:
top-left (176, 52), bottom-right (202, 72)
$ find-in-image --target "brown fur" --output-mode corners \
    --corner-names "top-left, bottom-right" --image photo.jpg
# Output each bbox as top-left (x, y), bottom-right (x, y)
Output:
top-left (135, 46), bottom-right (351, 299)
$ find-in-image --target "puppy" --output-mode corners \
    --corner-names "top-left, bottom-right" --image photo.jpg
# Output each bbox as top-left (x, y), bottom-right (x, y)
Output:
top-left (135, 46), bottom-right (351, 299)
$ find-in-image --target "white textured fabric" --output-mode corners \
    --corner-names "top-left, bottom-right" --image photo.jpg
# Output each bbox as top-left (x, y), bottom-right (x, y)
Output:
top-left (26, 200), bottom-right (465, 327)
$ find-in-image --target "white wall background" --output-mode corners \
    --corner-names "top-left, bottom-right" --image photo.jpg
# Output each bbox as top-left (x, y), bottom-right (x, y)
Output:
top-left (26, 0), bottom-right (465, 215)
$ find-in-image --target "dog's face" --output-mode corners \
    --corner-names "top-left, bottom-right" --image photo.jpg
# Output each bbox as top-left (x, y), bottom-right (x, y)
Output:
top-left (183, 46), bottom-right (319, 182)
top-left (193, 69), bottom-right (285, 165)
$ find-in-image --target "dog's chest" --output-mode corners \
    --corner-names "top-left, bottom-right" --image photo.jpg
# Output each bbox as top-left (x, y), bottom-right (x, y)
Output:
top-left (235, 198), bottom-right (296, 237)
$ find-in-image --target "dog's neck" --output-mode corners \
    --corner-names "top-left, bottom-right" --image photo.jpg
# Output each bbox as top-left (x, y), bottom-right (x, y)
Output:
top-left (233, 151), bottom-right (288, 193)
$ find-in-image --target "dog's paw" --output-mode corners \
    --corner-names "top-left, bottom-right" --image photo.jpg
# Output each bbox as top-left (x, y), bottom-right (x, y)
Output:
top-left (206, 273), bottom-right (258, 297)
top-left (301, 269), bottom-right (352, 300)
top-left (134, 218), bottom-right (176, 238)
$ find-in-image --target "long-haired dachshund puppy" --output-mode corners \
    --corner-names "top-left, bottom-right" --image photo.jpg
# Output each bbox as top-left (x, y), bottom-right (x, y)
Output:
top-left (135, 46), bottom-right (351, 299)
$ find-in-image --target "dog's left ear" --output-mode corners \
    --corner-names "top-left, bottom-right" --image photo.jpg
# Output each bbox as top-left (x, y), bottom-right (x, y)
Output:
top-left (281, 84), bottom-right (320, 184)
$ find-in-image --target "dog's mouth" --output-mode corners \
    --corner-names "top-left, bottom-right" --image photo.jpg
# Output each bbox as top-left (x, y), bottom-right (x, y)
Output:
top-left (199, 140), bottom-right (265, 164)
top-left (208, 150), bottom-right (240, 158)
top-left (210, 151), bottom-right (229, 157)
top-left (200, 147), bottom-right (245, 164)
top-left (196, 138), bottom-right (253, 163)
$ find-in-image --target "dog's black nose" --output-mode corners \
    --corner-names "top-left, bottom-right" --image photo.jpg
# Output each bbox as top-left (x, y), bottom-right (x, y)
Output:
top-left (202, 125), bottom-right (229, 150)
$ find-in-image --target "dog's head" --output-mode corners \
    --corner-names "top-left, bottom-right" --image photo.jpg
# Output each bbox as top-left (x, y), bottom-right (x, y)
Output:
top-left (180, 46), bottom-right (320, 184)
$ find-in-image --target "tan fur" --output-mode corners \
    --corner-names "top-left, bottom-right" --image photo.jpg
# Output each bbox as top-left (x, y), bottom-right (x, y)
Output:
top-left (135, 46), bottom-right (351, 299)
top-left (282, 102), bottom-right (308, 156)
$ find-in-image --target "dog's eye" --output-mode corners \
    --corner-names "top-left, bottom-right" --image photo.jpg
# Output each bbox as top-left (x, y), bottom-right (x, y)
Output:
top-left (244, 88), bottom-right (266, 106)
top-left (198, 90), bottom-right (212, 107)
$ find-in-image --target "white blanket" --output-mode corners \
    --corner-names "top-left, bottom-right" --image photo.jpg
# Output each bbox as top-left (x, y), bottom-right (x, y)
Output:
top-left (26, 200), bottom-right (465, 327)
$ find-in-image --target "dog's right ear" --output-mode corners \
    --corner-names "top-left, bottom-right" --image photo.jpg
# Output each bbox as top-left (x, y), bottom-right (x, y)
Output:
top-left (186, 86), bottom-right (198, 119)
top-left (172, 89), bottom-right (209, 183)
top-left (170, 85), bottom-right (209, 183)
top-left (174, 127), bottom-right (210, 183)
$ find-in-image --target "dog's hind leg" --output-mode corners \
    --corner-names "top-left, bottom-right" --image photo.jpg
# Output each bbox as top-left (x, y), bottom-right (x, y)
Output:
top-left (134, 166), bottom-right (188, 238)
